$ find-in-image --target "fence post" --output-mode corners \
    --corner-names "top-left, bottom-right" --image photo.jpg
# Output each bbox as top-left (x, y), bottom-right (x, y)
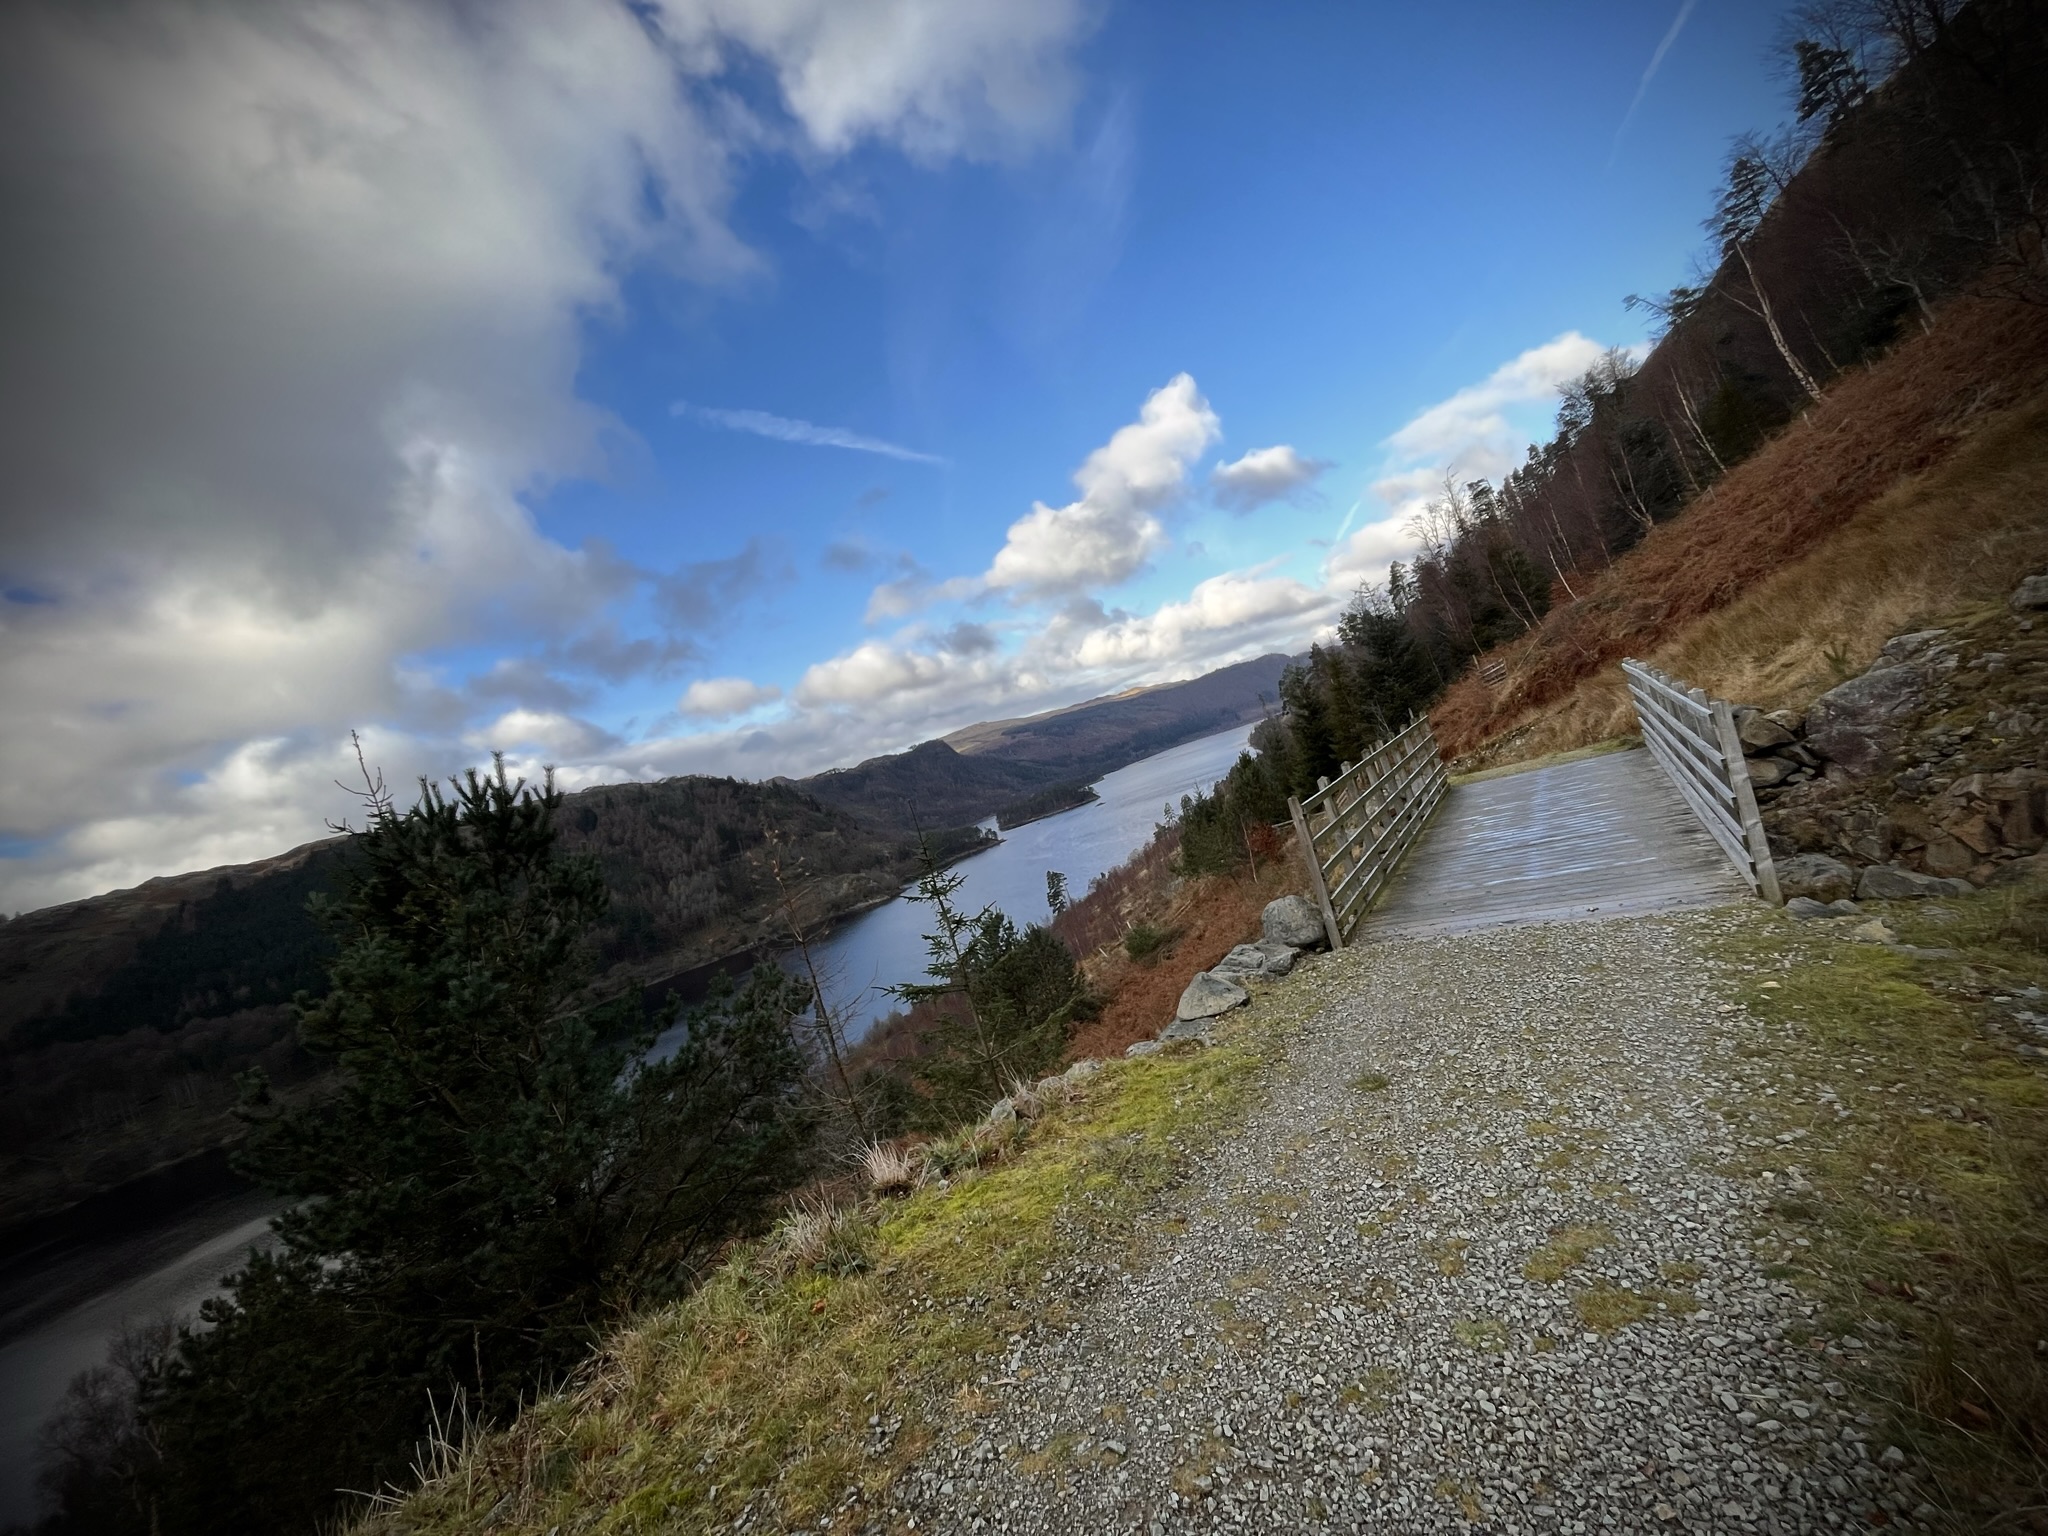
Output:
top-left (1287, 794), bottom-right (1345, 951)
top-left (1710, 700), bottom-right (1784, 905)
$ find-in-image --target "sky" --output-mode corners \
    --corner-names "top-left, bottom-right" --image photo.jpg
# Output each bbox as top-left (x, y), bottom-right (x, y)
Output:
top-left (0, 0), bottom-right (1794, 914)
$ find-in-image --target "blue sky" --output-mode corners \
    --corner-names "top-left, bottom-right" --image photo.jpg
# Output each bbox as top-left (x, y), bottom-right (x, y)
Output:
top-left (0, 0), bottom-right (1791, 909)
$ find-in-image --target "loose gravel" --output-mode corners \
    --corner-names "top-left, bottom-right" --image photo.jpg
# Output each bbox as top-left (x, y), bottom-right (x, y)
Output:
top-left (883, 907), bottom-right (1932, 1535)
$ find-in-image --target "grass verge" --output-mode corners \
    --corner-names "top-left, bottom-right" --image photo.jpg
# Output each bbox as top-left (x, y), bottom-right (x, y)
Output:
top-left (356, 1027), bottom-right (1290, 1534)
top-left (1709, 877), bottom-right (2048, 1530)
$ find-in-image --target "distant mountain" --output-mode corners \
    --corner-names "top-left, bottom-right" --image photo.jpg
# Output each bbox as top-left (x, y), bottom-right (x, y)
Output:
top-left (799, 653), bottom-right (1290, 828)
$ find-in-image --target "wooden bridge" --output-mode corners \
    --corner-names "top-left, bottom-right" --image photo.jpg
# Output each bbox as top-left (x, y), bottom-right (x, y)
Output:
top-left (1290, 661), bottom-right (1780, 945)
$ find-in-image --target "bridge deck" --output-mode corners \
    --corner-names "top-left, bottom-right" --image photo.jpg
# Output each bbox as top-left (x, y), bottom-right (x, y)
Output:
top-left (1357, 747), bottom-right (1748, 941)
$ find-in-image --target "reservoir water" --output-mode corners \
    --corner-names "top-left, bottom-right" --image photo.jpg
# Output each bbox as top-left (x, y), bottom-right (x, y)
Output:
top-left (0, 720), bottom-right (1255, 1524)
top-left (805, 720), bottom-right (1256, 1038)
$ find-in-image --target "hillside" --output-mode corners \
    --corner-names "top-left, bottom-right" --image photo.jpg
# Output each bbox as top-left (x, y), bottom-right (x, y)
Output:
top-left (800, 653), bottom-right (1289, 829)
top-left (0, 653), bottom-right (1285, 1233)
top-left (1432, 295), bottom-right (2048, 764)
top-left (0, 777), bottom-right (923, 1234)
top-left (941, 653), bottom-right (1289, 769)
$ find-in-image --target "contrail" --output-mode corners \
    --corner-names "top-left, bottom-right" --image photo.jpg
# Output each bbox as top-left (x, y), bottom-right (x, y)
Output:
top-left (673, 403), bottom-right (946, 464)
top-left (1608, 0), bottom-right (1699, 168)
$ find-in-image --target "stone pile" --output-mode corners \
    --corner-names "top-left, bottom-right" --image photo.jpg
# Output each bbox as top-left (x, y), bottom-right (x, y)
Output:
top-left (1129, 895), bottom-right (1327, 1056)
top-left (1732, 573), bottom-right (2048, 894)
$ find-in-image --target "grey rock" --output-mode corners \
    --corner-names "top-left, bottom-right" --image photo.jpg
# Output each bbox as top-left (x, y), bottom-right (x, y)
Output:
top-left (1784, 897), bottom-right (1840, 920)
top-left (2010, 573), bottom-right (2048, 611)
top-left (1807, 664), bottom-right (1937, 776)
top-left (1734, 708), bottom-right (1795, 753)
top-left (1160, 1018), bottom-right (1214, 1044)
top-left (1824, 898), bottom-right (1863, 916)
top-left (985, 1097), bottom-right (1017, 1126)
top-left (1063, 1058), bottom-right (1102, 1083)
top-left (1873, 628), bottom-right (1949, 667)
top-left (1261, 893), bottom-right (1327, 949)
top-left (1175, 971), bottom-right (1249, 1021)
top-left (1746, 755), bottom-right (1799, 789)
top-left (1777, 852), bottom-right (1857, 903)
top-left (1123, 1040), bottom-right (1162, 1059)
top-left (1211, 940), bottom-right (1296, 979)
top-left (1764, 708), bottom-right (1806, 734)
top-left (1856, 864), bottom-right (1967, 900)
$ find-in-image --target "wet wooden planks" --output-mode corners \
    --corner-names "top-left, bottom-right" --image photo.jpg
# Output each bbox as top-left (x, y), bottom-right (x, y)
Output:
top-left (1358, 747), bottom-right (1748, 941)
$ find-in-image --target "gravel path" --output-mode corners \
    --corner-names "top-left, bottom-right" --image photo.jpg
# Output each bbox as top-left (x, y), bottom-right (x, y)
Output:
top-left (888, 907), bottom-right (1931, 1535)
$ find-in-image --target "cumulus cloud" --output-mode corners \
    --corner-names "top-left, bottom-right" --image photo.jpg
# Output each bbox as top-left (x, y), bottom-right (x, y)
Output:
top-left (1061, 571), bottom-right (1331, 669)
top-left (680, 676), bottom-right (783, 719)
top-left (675, 403), bottom-right (945, 463)
top-left (794, 641), bottom-right (968, 707)
top-left (1211, 445), bottom-right (1330, 511)
top-left (1383, 332), bottom-right (1609, 468)
top-left (983, 374), bottom-right (1220, 597)
top-left (0, 0), bottom-right (1094, 912)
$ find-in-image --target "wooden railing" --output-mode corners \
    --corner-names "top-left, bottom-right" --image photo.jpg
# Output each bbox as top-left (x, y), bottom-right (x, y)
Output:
top-left (1621, 659), bottom-right (1782, 904)
top-left (1287, 715), bottom-right (1449, 949)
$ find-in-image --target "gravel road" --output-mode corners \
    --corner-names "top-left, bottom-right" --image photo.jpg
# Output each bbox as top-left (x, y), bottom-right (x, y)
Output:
top-left (887, 907), bottom-right (1931, 1535)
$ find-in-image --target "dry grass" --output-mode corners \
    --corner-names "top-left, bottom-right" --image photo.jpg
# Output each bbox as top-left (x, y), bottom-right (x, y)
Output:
top-left (1435, 297), bottom-right (2048, 768)
top-left (859, 1141), bottom-right (920, 1197)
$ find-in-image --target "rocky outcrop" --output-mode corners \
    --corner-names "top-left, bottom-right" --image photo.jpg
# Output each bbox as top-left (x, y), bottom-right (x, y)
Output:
top-left (1740, 575), bottom-right (2048, 891)
top-left (1803, 631), bottom-right (1956, 777)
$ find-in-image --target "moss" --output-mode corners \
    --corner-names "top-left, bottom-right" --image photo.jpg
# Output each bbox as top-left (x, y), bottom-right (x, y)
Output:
top-left (1451, 1317), bottom-right (1508, 1353)
top-left (1351, 1070), bottom-right (1391, 1093)
top-left (1570, 1281), bottom-right (1691, 1334)
top-left (1708, 877), bottom-right (2048, 1518)
top-left (1421, 1238), bottom-right (1468, 1277)
top-left (1522, 1225), bottom-right (1614, 1283)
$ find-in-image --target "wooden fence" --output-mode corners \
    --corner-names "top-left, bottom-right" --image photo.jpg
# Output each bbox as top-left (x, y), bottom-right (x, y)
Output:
top-left (1621, 659), bottom-right (1782, 904)
top-left (1287, 715), bottom-right (1449, 949)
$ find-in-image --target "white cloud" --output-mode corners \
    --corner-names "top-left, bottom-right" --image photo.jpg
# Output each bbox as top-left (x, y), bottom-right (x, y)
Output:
top-left (0, 0), bottom-right (1095, 912)
top-left (794, 641), bottom-right (972, 706)
top-left (651, 0), bottom-right (1090, 160)
top-left (1062, 571), bottom-right (1331, 669)
top-left (1324, 514), bottom-right (1424, 590)
top-left (1384, 331), bottom-right (1608, 466)
top-left (680, 676), bottom-right (783, 718)
top-left (675, 403), bottom-right (945, 463)
top-left (1211, 444), bottom-right (1330, 511)
top-left (984, 373), bottom-right (1221, 596)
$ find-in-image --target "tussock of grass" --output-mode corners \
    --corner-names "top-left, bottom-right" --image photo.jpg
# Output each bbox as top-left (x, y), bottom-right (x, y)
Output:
top-left (357, 1036), bottom-right (1274, 1535)
top-left (1712, 877), bottom-right (2048, 1523)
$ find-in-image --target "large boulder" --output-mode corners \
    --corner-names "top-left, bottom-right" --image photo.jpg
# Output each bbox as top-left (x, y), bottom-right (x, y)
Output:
top-left (1261, 894), bottom-right (1327, 949)
top-left (1175, 971), bottom-right (1249, 1021)
top-left (1777, 852), bottom-right (1857, 903)
top-left (1806, 663), bottom-right (1940, 777)
top-left (2010, 573), bottom-right (2048, 611)
top-left (1856, 864), bottom-right (1973, 900)
top-left (1211, 940), bottom-right (1296, 980)
top-left (1733, 707), bottom-right (1795, 753)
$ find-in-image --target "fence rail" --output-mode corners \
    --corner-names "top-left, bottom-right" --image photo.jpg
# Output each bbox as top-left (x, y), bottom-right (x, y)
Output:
top-left (1287, 715), bottom-right (1449, 948)
top-left (1621, 659), bottom-right (1782, 904)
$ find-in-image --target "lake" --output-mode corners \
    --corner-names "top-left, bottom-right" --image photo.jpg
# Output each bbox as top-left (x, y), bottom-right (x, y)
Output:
top-left (804, 719), bottom-right (1256, 1039)
top-left (0, 720), bottom-right (1256, 1524)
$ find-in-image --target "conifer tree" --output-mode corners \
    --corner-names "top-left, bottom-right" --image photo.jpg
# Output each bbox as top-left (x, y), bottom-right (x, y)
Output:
top-left (105, 758), bottom-right (812, 1535)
